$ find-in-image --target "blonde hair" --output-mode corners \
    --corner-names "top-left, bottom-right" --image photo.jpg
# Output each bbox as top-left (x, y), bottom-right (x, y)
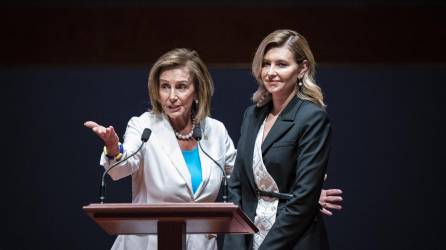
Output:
top-left (252, 29), bottom-right (325, 108)
top-left (147, 48), bottom-right (214, 122)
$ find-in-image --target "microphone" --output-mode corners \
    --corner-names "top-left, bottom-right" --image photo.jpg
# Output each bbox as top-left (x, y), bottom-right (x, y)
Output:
top-left (141, 128), bottom-right (152, 142)
top-left (193, 123), bottom-right (229, 203)
top-left (99, 128), bottom-right (152, 203)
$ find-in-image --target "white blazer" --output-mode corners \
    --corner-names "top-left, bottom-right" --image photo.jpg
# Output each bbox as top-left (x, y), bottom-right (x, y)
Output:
top-left (100, 112), bottom-right (236, 250)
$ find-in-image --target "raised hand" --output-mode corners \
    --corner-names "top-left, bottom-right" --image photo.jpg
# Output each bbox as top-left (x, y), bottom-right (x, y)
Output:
top-left (84, 121), bottom-right (120, 156)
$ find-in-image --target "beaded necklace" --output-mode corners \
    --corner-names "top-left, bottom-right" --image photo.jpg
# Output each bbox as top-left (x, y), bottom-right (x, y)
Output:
top-left (174, 121), bottom-right (195, 140)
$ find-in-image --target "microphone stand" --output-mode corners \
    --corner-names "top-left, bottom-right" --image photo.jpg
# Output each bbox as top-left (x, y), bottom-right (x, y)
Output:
top-left (197, 141), bottom-right (229, 203)
top-left (99, 142), bottom-right (145, 203)
top-left (99, 128), bottom-right (151, 203)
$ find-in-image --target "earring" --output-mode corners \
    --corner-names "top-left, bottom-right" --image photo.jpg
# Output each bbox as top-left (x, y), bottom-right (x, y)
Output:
top-left (257, 91), bottom-right (270, 107)
top-left (298, 80), bottom-right (303, 87)
top-left (194, 99), bottom-right (199, 104)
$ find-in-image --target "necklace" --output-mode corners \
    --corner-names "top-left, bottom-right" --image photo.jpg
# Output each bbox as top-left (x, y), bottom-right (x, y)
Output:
top-left (174, 122), bottom-right (195, 140)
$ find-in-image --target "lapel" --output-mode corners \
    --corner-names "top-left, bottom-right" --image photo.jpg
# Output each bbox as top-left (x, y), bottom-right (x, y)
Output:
top-left (242, 104), bottom-right (270, 193)
top-left (261, 97), bottom-right (303, 154)
top-left (151, 114), bottom-right (194, 196)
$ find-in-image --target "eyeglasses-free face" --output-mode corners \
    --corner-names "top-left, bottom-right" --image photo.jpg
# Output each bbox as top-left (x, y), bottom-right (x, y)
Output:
top-left (158, 66), bottom-right (197, 125)
top-left (261, 46), bottom-right (307, 98)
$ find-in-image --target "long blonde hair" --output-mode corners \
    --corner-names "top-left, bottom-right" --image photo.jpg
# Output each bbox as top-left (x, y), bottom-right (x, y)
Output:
top-left (252, 29), bottom-right (325, 108)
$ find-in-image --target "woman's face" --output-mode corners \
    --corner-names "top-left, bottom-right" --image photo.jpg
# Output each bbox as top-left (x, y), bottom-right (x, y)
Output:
top-left (261, 46), bottom-right (305, 98)
top-left (158, 66), bottom-right (196, 123)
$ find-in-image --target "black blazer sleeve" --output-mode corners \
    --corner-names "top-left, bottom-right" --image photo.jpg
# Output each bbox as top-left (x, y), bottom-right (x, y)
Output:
top-left (259, 107), bottom-right (331, 250)
top-left (223, 108), bottom-right (250, 250)
top-left (227, 108), bottom-right (249, 207)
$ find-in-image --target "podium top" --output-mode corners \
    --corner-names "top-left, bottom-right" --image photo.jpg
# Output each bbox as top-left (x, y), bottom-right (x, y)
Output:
top-left (83, 202), bottom-right (257, 235)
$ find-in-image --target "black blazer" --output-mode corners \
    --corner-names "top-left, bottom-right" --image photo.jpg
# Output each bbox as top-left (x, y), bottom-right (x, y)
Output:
top-left (224, 97), bottom-right (331, 250)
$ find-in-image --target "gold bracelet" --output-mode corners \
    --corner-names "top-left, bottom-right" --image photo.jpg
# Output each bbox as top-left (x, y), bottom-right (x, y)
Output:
top-left (114, 152), bottom-right (123, 161)
top-left (103, 142), bottom-right (122, 160)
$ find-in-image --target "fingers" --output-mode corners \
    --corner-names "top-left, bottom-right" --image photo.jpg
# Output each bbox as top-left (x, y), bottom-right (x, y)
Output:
top-left (84, 121), bottom-right (119, 145)
top-left (84, 120), bottom-right (106, 137)
top-left (319, 198), bottom-right (342, 214)
top-left (84, 120), bottom-right (109, 137)
top-left (94, 126), bottom-right (107, 138)
top-left (90, 124), bottom-right (106, 135)
top-left (322, 202), bottom-right (342, 211)
top-left (105, 126), bottom-right (116, 138)
top-left (96, 126), bottom-right (115, 139)
top-left (324, 189), bottom-right (343, 196)
top-left (84, 121), bottom-right (100, 128)
top-left (320, 188), bottom-right (344, 214)
top-left (320, 208), bottom-right (333, 216)
top-left (324, 195), bottom-right (343, 203)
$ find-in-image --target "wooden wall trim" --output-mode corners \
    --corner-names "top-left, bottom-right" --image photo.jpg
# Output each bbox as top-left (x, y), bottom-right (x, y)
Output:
top-left (1, 6), bottom-right (445, 65)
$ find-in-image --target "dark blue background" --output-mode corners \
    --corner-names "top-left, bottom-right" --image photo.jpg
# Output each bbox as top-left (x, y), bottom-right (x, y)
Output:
top-left (2, 64), bottom-right (445, 249)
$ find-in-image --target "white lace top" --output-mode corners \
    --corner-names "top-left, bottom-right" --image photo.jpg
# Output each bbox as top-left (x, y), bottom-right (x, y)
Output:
top-left (252, 119), bottom-right (279, 250)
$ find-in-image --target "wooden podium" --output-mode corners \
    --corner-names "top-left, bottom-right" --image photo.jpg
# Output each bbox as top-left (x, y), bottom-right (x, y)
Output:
top-left (83, 202), bottom-right (257, 250)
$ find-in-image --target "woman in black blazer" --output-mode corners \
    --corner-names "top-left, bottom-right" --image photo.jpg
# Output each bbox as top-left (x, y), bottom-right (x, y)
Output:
top-left (224, 29), bottom-right (332, 250)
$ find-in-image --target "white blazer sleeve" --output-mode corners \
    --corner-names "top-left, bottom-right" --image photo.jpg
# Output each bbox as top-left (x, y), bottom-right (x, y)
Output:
top-left (100, 116), bottom-right (145, 180)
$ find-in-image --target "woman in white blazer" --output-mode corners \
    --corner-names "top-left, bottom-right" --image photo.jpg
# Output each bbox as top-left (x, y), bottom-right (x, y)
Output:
top-left (85, 48), bottom-right (235, 250)
top-left (85, 48), bottom-right (342, 250)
